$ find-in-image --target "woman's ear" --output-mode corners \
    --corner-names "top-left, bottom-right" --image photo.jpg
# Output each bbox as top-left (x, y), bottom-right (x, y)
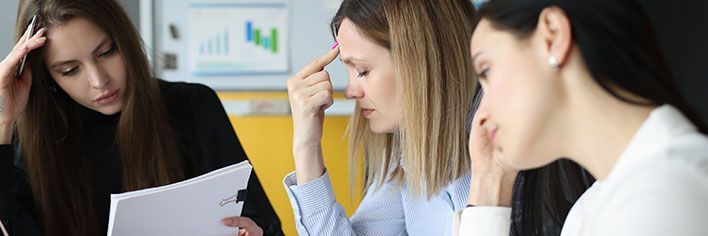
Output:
top-left (535, 6), bottom-right (573, 68)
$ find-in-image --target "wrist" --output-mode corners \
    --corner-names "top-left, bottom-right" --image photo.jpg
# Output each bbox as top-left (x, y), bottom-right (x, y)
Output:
top-left (0, 122), bottom-right (13, 145)
top-left (467, 173), bottom-right (516, 207)
top-left (293, 145), bottom-right (325, 185)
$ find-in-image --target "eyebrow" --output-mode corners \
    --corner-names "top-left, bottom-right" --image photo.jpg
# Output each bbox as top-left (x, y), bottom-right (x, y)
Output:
top-left (340, 56), bottom-right (368, 66)
top-left (50, 36), bottom-right (113, 69)
top-left (471, 51), bottom-right (484, 62)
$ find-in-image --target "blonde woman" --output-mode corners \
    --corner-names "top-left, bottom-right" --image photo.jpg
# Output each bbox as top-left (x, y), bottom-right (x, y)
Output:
top-left (285, 0), bottom-right (478, 235)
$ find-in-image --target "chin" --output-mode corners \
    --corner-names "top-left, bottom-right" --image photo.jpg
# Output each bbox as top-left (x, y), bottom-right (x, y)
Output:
top-left (502, 147), bottom-right (555, 170)
top-left (368, 122), bottom-right (397, 134)
top-left (95, 104), bottom-right (123, 115)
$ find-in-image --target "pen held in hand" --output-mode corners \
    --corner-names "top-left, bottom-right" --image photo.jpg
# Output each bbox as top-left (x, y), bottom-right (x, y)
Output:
top-left (15, 14), bottom-right (38, 79)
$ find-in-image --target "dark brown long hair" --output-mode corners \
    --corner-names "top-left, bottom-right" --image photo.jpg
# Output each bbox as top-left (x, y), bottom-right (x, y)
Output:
top-left (14, 0), bottom-right (184, 235)
top-left (478, 0), bottom-right (705, 235)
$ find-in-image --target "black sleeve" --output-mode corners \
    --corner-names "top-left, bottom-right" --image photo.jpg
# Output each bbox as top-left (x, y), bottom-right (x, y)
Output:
top-left (186, 84), bottom-right (284, 236)
top-left (0, 145), bottom-right (41, 236)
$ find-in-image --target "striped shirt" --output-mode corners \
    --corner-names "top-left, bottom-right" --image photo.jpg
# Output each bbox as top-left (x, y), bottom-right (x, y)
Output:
top-left (284, 87), bottom-right (483, 235)
top-left (284, 171), bottom-right (470, 235)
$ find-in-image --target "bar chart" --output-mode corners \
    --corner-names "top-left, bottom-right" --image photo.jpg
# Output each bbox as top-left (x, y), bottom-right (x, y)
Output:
top-left (188, 3), bottom-right (289, 75)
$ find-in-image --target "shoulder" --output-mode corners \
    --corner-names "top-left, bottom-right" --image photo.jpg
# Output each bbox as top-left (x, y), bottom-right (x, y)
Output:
top-left (590, 132), bottom-right (708, 235)
top-left (158, 79), bottom-right (219, 103)
top-left (157, 79), bottom-right (225, 114)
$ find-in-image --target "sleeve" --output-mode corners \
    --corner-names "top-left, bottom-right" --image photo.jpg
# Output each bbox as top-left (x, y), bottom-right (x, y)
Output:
top-left (283, 171), bottom-right (406, 236)
top-left (188, 84), bottom-right (284, 236)
top-left (453, 206), bottom-right (511, 236)
top-left (0, 145), bottom-right (41, 236)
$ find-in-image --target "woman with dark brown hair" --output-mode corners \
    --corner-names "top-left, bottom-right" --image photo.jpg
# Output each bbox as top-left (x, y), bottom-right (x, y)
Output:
top-left (0, 0), bottom-right (282, 235)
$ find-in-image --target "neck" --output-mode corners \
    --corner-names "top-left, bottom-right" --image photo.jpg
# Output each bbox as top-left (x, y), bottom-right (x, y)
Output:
top-left (561, 69), bottom-right (655, 181)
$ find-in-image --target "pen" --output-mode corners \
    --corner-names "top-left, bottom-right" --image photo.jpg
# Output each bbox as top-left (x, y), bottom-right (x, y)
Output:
top-left (15, 14), bottom-right (38, 78)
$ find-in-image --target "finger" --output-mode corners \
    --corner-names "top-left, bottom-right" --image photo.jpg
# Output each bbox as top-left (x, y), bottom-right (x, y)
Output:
top-left (305, 80), bottom-right (333, 97)
top-left (5, 35), bottom-right (46, 68)
top-left (224, 217), bottom-right (262, 236)
top-left (321, 97), bottom-right (334, 111)
top-left (310, 89), bottom-right (333, 112)
top-left (30, 28), bottom-right (47, 41)
top-left (0, 47), bottom-right (28, 84)
top-left (221, 216), bottom-right (255, 228)
top-left (303, 70), bottom-right (331, 87)
top-left (293, 46), bottom-right (340, 80)
top-left (10, 24), bottom-right (34, 53)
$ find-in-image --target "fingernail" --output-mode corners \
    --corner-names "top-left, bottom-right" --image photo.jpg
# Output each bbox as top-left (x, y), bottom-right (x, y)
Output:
top-left (221, 219), bottom-right (233, 225)
top-left (330, 41), bottom-right (339, 49)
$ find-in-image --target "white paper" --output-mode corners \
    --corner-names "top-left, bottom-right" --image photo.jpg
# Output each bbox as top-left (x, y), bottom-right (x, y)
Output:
top-left (107, 161), bottom-right (252, 236)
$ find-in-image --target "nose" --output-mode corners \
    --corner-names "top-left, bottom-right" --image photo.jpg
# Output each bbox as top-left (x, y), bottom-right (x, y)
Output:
top-left (344, 78), bottom-right (364, 99)
top-left (86, 64), bottom-right (109, 89)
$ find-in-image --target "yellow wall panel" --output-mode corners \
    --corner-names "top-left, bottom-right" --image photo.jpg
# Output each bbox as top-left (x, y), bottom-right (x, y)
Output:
top-left (225, 92), bottom-right (362, 235)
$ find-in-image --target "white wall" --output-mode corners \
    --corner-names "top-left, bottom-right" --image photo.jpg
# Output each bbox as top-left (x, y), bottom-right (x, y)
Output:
top-left (154, 0), bottom-right (347, 91)
top-left (0, 1), bottom-right (19, 58)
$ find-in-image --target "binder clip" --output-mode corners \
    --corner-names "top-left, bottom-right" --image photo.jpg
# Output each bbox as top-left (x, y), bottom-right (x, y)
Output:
top-left (219, 189), bottom-right (248, 207)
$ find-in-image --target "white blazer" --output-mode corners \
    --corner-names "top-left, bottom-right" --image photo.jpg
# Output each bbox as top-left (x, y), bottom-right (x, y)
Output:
top-left (455, 105), bottom-right (708, 235)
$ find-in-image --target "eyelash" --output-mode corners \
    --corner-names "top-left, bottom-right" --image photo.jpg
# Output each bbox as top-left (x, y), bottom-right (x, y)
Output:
top-left (99, 44), bottom-right (115, 57)
top-left (356, 70), bottom-right (369, 78)
top-left (477, 68), bottom-right (489, 80)
top-left (59, 44), bottom-right (115, 77)
top-left (61, 67), bottom-right (78, 76)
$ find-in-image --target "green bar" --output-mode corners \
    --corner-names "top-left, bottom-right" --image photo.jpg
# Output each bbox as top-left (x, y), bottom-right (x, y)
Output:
top-left (255, 29), bottom-right (261, 45)
top-left (271, 28), bottom-right (278, 53)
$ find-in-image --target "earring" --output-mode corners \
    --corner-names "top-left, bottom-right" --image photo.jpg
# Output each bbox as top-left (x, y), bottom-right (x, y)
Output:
top-left (49, 84), bottom-right (58, 93)
top-left (548, 56), bottom-right (560, 71)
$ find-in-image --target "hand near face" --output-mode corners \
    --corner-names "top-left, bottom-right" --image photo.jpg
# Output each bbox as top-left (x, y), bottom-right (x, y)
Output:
top-left (0, 27), bottom-right (47, 143)
top-left (287, 44), bottom-right (339, 184)
top-left (467, 96), bottom-right (518, 207)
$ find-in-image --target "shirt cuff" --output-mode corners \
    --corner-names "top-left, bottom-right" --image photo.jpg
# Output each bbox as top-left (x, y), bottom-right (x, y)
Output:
top-left (283, 170), bottom-right (337, 217)
top-left (456, 206), bottom-right (511, 235)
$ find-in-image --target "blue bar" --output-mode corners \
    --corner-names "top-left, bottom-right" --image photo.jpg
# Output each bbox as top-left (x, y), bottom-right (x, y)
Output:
top-left (207, 37), bottom-right (213, 55)
top-left (224, 29), bottom-right (229, 53)
top-left (215, 32), bottom-right (221, 54)
top-left (246, 21), bottom-right (252, 42)
top-left (200, 41), bottom-right (205, 55)
top-left (264, 37), bottom-right (269, 49)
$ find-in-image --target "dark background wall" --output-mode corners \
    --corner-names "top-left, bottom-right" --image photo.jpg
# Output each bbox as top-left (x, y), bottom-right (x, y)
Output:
top-left (640, 0), bottom-right (708, 124)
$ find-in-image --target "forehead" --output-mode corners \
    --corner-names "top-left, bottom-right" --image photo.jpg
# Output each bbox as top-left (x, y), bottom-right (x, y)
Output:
top-left (44, 17), bottom-right (108, 62)
top-left (471, 19), bottom-right (497, 52)
top-left (336, 19), bottom-right (388, 61)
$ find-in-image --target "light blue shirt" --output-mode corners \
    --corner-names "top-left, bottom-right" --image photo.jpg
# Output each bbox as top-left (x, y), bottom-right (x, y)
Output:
top-left (283, 170), bottom-right (470, 235)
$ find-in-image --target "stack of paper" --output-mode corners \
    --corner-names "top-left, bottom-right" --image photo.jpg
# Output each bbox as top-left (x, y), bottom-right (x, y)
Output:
top-left (107, 161), bottom-right (252, 236)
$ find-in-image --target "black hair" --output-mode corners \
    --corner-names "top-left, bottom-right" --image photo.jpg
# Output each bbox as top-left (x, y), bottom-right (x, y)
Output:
top-left (479, 0), bottom-right (708, 235)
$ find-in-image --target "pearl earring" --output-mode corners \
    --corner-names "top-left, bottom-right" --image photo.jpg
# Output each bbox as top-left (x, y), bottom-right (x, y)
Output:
top-left (548, 56), bottom-right (560, 71)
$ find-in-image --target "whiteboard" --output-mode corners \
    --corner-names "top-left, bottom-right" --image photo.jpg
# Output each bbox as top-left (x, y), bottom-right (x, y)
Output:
top-left (152, 0), bottom-right (348, 91)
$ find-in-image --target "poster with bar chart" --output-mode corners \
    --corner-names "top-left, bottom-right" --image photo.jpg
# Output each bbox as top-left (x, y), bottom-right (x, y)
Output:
top-left (187, 3), bottom-right (289, 75)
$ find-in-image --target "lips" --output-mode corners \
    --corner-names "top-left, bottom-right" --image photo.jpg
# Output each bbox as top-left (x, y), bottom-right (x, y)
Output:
top-left (95, 89), bottom-right (119, 105)
top-left (361, 108), bottom-right (375, 117)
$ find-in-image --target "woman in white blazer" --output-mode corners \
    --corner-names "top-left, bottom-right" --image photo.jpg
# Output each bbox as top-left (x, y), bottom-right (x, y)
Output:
top-left (459, 0), bottom-right (708, 235)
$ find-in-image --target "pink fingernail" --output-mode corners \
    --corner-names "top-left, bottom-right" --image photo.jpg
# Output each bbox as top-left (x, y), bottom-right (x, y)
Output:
top-left (331, 41), bottom-right (339, 49)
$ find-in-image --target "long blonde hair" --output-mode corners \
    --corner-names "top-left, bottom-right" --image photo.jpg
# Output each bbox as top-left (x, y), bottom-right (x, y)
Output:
top-left (332, 0), bottom-right (479, 198)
